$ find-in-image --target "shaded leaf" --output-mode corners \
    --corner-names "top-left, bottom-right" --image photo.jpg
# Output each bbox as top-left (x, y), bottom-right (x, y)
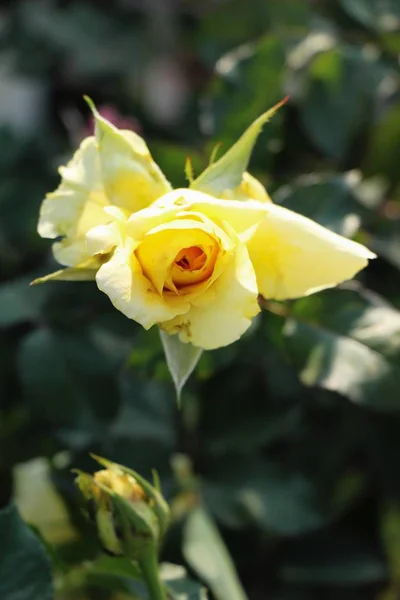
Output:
top-left (0, 277), bottom-right (47, 327)
top-left (78, 555), bottom-right (143, 582)
top-left (364, 103), bottom-right (400, 188)
top-left (0, 503), bottom-right (53, 600)
top-left (209, 35), bottom-right (286, 145)
top-left (380, 502), bottom-right (400, 581)
top-left (276, 173), bottom-right (366, 237)
top-left (281, 532), bottom-right (386, 584)
top-left (205, 461), bottom-right (327, 535)
top-left (339, 0), bottom-right (400, 33)
top-left (17, 329), bottom-right (118, 427)
top-left (300, 47), bottom-right (381, 159)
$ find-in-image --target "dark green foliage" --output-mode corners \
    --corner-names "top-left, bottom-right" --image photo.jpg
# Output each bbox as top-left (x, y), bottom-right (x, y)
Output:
top-left (1, 1), bottom-right (400, 599)
top-left (0, 504), bottom-right (53, 600)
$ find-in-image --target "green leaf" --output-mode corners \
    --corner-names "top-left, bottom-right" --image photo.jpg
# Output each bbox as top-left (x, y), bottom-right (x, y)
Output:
top-left (0, 276), bottom-right (47, 327)
top-left (190, 98), bottom-right (287, 196)
top-left (281, 533), bottom-right (386, 584)
top-left (300, 47), bottom-right (381, 160)
top-left (31, 267), bottom-right (97, 285)
top-left (0, 503), bottom-right (53, 600)
top-left (276, 173), bottom-right (367, 237)
top-left (284, 287), bottom-right (400, 411)
top-left (61, 558), bottom-right (206, 599)
top-left (208, 36), bottom-right (286, 146)
top-left (381, 502), bottom-right (400, 581)
top-left (116, 372), bottom-right (176, 449)
top-left (367, 219), bottom-right (400, 271)
top-left (160, 330), bottom-right (202, 402)
top-left (17, 329), bottom-right (118, 427)
top-left (110, 371), bottom-right (176, 480)
top-left (183, 505), bottom-right (248, 600)
top-left (161, 563), bottom-right (208, 600)
top-left (82, 555), bottom-right (143, 581)
top-left (204, 461), bottom-right (327, 535)
top-left (339, 0), bottom-right (400, 33)
top-left (364, 103), bottom-right (400, 188)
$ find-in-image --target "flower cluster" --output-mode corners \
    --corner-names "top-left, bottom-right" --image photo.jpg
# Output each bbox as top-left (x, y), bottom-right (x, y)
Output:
top-left (37, 99), bottom-right (375, 350)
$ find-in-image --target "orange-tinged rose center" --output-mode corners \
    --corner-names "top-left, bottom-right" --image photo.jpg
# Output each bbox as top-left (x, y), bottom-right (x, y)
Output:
top-left (170, 243), bottom-right (217, 290)
top-left (135, 222), bottom-right (220, 295)
top-left (174, 246), bottom-right (207, 271)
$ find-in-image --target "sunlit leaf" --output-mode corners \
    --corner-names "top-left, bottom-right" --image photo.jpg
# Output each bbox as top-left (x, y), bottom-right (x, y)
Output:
top-left (183, 505), bottom-right (248, 600)
top-left (284, 287), bottom-right (400, 410)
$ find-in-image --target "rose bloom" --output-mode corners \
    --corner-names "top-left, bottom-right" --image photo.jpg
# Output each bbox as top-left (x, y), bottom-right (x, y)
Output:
top-left (37, 101), bottom-right (375, 350)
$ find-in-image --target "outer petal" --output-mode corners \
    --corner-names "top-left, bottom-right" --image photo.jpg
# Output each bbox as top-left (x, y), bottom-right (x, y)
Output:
top-left (95, 242), bottom-right (190, 330)
top-left (246, 203), bottom-right (376, 300)
top-left (38, 137), bottom-right (111, 267)
top-left (220, 172), bottom-right (272, 203)
top-left (161, 240), bottom-right (260, 350)
top-left (38, 137), bottom-right (106, 239)
top-left (93, 108), bottom-right (172, 212)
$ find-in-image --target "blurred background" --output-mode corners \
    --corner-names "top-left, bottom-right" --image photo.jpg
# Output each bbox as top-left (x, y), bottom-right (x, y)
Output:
top-left (1, 0), bottom-right (400, 598)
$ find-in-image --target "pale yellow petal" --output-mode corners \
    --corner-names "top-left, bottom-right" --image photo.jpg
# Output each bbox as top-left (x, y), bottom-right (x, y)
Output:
top-left (38, 136), bottom-right (113, 267)
top-left (52, 238), bottom-right (88, 268)
top-left (188, 197), bottom-right (268, 236)
top-left (246, 204), bottom-right (376, 300)
top-left (220, 172), bottom-right (272, 203)
top-left (85, 221), bottom-right (123, 257)
top-left (95, 243), bottom-right (190, 330)
top-left (94, 111), bottom-right (172, 212)
top-left (161, 241), bottom-right (260, 350)
top-left (127, 189), bottom-right (267, 241)
top-left (38, 137), bottom-right (107, 240)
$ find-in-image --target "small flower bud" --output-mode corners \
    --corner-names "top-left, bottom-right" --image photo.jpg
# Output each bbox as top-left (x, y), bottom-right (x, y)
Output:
top-left (74, 456), bottom-right (170, 562)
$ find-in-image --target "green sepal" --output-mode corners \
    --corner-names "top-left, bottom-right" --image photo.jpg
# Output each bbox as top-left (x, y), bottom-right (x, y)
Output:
top-left (30, 268), bottom-right (96, 285)
top-left (159, 330), bottom-right (202, 406)
top-left (191, 97), bottom-right (288, 196)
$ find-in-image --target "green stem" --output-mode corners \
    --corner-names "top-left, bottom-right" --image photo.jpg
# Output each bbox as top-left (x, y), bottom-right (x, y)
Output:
top-left (139, 551), bottom-right (166, 600)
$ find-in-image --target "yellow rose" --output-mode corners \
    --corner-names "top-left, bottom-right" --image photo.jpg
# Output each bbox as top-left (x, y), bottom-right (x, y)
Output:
top-left (36, 99), bottom-right (375, 350)
top-left (37, 107), bottom-right (171, 269)
top-left (93, 188), bottom-right (374, 350)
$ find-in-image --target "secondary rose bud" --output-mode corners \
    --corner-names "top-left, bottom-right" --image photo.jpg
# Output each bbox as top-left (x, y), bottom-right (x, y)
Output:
top-left (92, 469), bottom-right (146, 504)
top-left (75, 456), bottom-right (170, 560)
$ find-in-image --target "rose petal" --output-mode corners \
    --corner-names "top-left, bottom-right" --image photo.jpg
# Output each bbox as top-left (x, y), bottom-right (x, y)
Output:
top-left (96, 242), bottom-right (190, 330)
top-left (161, 240), bottom-right (259, 350)
top-left (246, 203), bottom-right (376, 300)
